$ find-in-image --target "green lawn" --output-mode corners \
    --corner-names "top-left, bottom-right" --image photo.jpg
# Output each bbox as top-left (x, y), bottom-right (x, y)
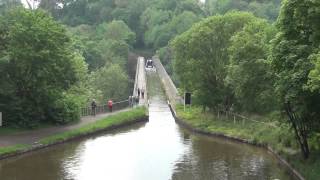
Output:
top-left (0, 107), bottom-right (147, 157)
top-left (0, 144), bottom-right (31, 155)
top-left (176, 105), bottom-right (320, 180)
top-left (40, 107), bottom-right (147, 144)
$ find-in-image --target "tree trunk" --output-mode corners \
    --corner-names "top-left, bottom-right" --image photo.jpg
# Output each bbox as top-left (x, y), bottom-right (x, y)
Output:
top-left (285, 102), bottom-right (310, 159)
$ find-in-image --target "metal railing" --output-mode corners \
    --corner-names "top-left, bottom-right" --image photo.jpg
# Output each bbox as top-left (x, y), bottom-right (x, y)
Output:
top-left (81, 99), bottom-right (130, 117)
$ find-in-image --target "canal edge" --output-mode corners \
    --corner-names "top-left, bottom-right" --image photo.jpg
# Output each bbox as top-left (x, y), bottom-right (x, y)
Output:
top-left (168, 103), bottom-right (305, 180)
top-left (0, 115), bottom-right (149, 160)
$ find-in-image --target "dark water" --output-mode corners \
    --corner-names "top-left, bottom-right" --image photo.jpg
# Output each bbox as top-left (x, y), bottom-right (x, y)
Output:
top-left (0, 71), bottom-right (295, 180)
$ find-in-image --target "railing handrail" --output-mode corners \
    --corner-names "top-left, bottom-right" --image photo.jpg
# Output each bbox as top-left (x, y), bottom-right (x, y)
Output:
top-left (82, 99), bottom-right (129, 108)
top-left (80, 98), bottom-right (131, 117)
top-left (216, 108), bottom-right (277, 128)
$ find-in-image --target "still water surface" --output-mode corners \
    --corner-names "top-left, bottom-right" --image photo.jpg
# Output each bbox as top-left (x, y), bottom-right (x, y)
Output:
top-left (0, 72), bottom-right (294, 180)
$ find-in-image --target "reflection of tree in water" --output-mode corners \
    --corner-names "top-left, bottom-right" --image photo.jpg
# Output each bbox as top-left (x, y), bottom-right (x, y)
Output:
top-left (171, 131), bottom-right (292, 180)
top-left (0, 141), bottom-right (80, 180)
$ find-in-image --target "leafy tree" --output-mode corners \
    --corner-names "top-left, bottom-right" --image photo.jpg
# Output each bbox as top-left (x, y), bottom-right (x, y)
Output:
top-left (172, 12), bottom-right (257, 110)
top-left (90, 64), bottom-right (129, 102)
top-left (0, 8), bottom-right (87, 127)
top-left (96, 20), bottom-right (136, 46)
top-left (97, 39), bottom-right (129, 68)
top-left (226, 19), bottom-right (277, 113)
top-left (308, 52), bottom-right (320, 92)
top-left (271, 0), bottom-right (320, 159)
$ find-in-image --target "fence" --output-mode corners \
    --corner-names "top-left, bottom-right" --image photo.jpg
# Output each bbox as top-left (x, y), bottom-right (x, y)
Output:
top-left (81, 99), bottom-right (130, 117)
top-left (215, 109), bottom-right (277, 128)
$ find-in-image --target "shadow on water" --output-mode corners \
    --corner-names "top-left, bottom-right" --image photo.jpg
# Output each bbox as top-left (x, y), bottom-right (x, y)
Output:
top-left (0, 70), bottom-right (296, 180)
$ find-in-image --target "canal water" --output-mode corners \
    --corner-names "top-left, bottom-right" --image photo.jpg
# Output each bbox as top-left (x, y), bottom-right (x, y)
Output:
top-left (0, 71), bottom-right (295, 180)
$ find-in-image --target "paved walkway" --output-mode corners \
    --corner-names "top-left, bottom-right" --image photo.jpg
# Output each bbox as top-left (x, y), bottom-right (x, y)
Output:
top-left (0, 108), bottom-right (131, 147)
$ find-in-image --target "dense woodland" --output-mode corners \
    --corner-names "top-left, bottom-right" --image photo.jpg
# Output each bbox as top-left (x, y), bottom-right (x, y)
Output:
top-left (0, 0), bottom-right (319, 160)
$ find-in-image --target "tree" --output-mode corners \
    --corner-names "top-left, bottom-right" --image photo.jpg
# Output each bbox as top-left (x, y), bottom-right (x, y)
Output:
top-left (0, 8), bottom-right (87, 127)
top-left (96, 20), bottom-right (136, 46)
top-left (226, 19), bottom-right (277, 113)
top-left (308, 52), bottom-right (320, 92)
top-left (91, 64), bottom-right (129, 102)
top-left (271, 0), bottom-right (320, 159)
top-left (171, 12), bottom-right (257, 110)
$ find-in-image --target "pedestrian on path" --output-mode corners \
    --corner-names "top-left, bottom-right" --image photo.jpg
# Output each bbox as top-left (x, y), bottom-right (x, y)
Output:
top-left (135, 96), bottom-right (139, 105)
top-left (138, 88), bottom-right (140, 97)
top-left (141, 89), bottom-right (145, 99)
top-left (91, 99), bottom-right (97, 116)
top-left (129, 96), bottom-right (133, 107)
top-left (108, 99), bottom-right (113, 112)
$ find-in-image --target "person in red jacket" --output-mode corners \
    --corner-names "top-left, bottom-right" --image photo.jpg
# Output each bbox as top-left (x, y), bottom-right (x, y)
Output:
top-left (108, 99), bottom-right (113, 112)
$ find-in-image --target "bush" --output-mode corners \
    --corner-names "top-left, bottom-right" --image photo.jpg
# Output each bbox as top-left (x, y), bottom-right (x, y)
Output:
top-left (48, 94), bottom-right (81, 124)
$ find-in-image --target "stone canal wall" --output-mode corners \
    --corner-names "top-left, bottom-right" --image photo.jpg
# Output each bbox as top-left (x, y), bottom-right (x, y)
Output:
top-left (153, 56), bottom-right (182, 110)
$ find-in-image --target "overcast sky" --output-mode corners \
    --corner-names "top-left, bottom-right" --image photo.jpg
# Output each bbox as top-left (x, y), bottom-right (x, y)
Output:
top-left (20, 0), bottom-right (205, 9)
top-left (21, 0), bottom-right (39, 9)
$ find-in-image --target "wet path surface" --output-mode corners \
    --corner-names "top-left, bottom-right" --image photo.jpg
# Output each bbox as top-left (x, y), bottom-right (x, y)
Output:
top-left (0, 71), bottom-right (295, 180)
top-left (0, 108), bottom-right (130, 147)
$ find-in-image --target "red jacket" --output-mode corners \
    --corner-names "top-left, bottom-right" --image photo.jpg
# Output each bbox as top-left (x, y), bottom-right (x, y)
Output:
top-left (108, 100), bottom-right (113, 107)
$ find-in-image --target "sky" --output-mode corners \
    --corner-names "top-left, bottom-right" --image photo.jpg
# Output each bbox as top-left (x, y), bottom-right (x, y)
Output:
top-left (20, 0), bottom-right (205, 9)
top-left (21, 0), bottom-right (38, 9)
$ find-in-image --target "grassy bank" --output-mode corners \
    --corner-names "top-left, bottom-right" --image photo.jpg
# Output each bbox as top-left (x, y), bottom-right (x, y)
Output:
top-left (40, 107), bottom-right (147, 144)
top-left (0, 107), bottom-right (147, 157)
top-left (175, 105), bottom-right (320, 180)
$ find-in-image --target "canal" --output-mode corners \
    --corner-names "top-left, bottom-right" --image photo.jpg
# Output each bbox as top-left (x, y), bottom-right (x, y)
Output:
top-left (0, 71), bottom-right (295, 180)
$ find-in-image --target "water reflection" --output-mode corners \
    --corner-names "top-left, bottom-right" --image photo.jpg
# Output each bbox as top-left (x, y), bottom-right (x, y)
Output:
top-left (0, 71), bottom-right (295, 180)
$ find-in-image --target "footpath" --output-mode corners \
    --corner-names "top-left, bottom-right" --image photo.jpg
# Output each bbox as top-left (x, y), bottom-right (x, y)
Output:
top-left (0, 108), bottom-right (130, 147)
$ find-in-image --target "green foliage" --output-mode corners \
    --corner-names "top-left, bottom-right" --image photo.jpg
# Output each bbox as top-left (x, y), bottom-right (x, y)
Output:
top-left (307, 52), bottom-right (320, 92)
top-left (271, 0), bottom-right (320, 158)
top-left (90, 64), bottom-right (129, 102)
top-left (0, 8), bottom-right (88, 127)
top-left (226, 19), bottom-right (278, 113)
top-left (172, 11), bottom-right (258, 109)
top-left (96, 20), bottom-right (136, 45)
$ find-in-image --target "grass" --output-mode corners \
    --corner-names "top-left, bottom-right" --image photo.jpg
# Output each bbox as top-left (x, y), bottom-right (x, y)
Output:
top-left (0, 144), bottom-right (31, 156)
top-left (40, 107), bottom-right (147, 145)
top-left (176, 105), bottom-right (320, 180)
top-left (0, 107), bottom-right (147, 156)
